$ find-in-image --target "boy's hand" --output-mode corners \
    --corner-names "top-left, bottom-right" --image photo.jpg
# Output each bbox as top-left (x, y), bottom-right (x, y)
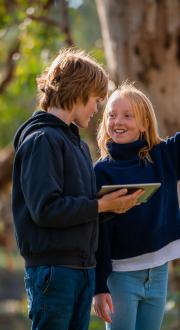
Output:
top-left (113, 189), bottom-right (144, 213)
top-left (93, 293), bottom-right (114, 323)
top-left (98, 188), bottom-right (144, 214)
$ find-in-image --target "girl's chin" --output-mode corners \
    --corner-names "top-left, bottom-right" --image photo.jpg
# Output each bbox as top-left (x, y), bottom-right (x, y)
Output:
top-left (112, 135), bottom-right (129, 142)
top-left (113, 137), bottom-right (133, 144)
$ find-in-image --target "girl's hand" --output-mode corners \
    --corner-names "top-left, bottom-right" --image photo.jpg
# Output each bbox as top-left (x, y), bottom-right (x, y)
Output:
top-left (93, 293), bottom-right (114, 323)
top-left (98, 188), bottom-right (144, 214)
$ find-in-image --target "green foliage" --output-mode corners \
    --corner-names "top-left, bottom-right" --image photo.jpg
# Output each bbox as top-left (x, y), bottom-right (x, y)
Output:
top-left (0, 0), bottom-right (104, 147)
top-left (89, 315), bottom-right (104, 330)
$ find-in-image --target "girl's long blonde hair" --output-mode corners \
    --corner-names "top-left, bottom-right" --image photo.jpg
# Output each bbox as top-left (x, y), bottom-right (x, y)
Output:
top-left (97, 81), bottom-right (162, 161)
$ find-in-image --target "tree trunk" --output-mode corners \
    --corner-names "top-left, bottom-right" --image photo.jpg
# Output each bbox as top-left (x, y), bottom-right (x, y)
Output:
top-left (95, 0), bottom-right (180, 136)
top-left (0, 146), bottom-right (14, 190)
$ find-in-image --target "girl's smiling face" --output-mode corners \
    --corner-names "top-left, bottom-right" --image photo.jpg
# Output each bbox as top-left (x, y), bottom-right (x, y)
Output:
top-left (107, 96), bottom-right (144, 144)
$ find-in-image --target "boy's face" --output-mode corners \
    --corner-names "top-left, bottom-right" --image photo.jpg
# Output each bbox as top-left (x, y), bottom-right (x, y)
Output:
top-left (72, 96), bottom-right (100, 128)
top-left (107, 96), bottom-right (144, 144)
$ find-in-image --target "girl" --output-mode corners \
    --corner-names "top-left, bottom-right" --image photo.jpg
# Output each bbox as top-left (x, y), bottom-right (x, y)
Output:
top-left (93, 81), bottom-right (180, 330)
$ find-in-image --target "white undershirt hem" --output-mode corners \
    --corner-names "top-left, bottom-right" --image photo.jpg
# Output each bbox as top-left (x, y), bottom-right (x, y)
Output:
top-left (112, 239), bottom-right (180, 271)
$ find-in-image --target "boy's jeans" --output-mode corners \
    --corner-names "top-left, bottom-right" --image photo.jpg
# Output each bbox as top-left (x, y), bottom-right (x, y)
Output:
top-left (106, 263), bottom-right (168, 330)
top-left (24, 265), bottom-right (95, 330)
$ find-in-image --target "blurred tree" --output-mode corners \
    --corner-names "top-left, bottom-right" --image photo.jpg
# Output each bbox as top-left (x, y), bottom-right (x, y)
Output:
top-left (0, 0), bottom-right (104, 148)
top-left (95, 0), bottom-right (180, 136)
top-left (0, 0), bottom-right (105, 185)
top-left (0, 0), bottom-right (75, 148)
top-left (0, 0), bottom-right (74, 186)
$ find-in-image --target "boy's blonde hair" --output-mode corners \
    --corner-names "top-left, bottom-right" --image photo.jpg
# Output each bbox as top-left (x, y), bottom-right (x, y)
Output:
top-left (37, 48), bottom-right (108, 111)
top-left (97, 81), bottom-right (162, 161)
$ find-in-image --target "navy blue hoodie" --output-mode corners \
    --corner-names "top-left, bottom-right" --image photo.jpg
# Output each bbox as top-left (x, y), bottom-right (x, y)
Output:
top-left (94, 135), bottom-right (180, 293)
top-left (12, 111), bottom-right (98, 268)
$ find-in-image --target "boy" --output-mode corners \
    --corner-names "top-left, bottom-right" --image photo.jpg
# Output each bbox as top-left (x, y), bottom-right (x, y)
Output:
top-left (12, 48), bottom-right (142, 330)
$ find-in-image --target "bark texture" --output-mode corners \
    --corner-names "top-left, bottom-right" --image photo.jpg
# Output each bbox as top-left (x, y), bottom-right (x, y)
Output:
top-left (96, 0), bottom-right (180, 136)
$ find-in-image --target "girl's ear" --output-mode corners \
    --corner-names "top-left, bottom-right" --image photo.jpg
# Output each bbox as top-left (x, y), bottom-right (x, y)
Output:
top-left (140, 127), bottom-right (146, 133)
top-left (140, 120), bottom-right (148, 132)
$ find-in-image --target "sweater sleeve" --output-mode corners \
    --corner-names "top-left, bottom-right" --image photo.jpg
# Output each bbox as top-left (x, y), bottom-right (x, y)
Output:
top-left (95, 218), bottom-right (114, 294)
top-left (20, 132), bottom-right (98, 228)
top-left (94, 160), bottom-right (108, 191)
top-left (165, 132), bottom-right (180, 180)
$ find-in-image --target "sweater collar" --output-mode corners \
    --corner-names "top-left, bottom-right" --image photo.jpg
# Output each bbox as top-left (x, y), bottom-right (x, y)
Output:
top-left (107, 139), bottom-right (148, 161)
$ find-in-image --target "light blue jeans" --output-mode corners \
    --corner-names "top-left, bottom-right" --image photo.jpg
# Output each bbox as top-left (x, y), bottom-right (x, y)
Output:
top-left (106, 263), bottom-right (168, 330)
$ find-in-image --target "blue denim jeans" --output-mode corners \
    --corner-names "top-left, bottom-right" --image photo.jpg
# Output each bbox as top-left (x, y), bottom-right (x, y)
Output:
top-left (24, 265), bottom-right (95, 330)
top-left (106, 263), bottom-right (168, 330)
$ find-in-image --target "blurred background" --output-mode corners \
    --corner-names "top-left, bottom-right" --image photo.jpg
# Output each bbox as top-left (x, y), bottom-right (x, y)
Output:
top-left (0, 0), bottom-right (180, 329)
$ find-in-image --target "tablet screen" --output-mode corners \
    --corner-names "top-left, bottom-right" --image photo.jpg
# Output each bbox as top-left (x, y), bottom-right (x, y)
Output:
top-left (98, 183), bottom-right (161, 203)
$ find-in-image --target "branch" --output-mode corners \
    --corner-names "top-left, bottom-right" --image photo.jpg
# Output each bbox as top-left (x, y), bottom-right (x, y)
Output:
top-left (27, 0), bottom-right (74, 47)
top-left (0, 40), bottom-right (20, 95)
top-left (59, 0), bottom-right (74, 46)
top-left (27, 14), bottom-right (60, 28)
top-left (42, 0), bottom-right (55, 11)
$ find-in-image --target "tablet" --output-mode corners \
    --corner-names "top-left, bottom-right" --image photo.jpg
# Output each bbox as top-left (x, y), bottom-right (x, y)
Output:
top-left (98, 183), bottom-right (161, 203)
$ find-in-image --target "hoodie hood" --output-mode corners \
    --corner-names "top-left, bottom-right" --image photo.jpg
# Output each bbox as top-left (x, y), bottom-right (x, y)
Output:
top-left (14, 110), bottom-right (79, 150)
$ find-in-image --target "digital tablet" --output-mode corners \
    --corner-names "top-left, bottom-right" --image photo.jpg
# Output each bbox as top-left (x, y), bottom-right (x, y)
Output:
top-left (98, 183), bottom-right (161, 203)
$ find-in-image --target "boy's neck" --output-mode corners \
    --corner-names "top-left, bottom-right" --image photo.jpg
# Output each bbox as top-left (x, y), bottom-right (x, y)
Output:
top-left (48, 107), bottom-right (73, 126)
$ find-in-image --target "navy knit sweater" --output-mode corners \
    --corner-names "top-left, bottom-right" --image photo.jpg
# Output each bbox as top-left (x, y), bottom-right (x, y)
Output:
top-left (94, 134), bottom-right (180, 294)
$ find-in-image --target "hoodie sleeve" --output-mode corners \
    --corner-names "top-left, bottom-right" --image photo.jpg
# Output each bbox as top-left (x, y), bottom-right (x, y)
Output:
top-left (94, 161), bottom-right (108, 192)
top-left (20, 132), bottom-right (98, 228)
